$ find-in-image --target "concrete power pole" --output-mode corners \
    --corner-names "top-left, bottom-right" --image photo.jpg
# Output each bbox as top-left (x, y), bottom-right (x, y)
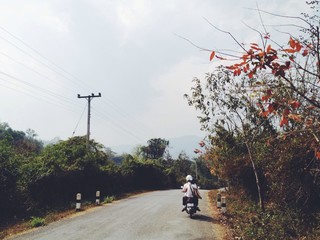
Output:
top-left (77, 93), bottom-right (101, 149)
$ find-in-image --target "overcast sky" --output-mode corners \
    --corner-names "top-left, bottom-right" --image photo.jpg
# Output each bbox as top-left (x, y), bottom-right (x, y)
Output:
top-left (0, 0), bottom-right (313, 149)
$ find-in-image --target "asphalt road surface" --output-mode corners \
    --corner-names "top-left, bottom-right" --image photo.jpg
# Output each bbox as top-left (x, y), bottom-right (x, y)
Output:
top-left (7, 190), bottom-right (220, 240)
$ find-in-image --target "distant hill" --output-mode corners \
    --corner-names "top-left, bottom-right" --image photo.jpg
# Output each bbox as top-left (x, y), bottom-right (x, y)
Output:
top-left (110, 135), bottom-right (204, 159)
top-left (167, 135), bottom-right (204, 158)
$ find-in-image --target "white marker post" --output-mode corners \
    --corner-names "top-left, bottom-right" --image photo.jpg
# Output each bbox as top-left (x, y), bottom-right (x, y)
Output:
top-left (96, 191), bottom-right (100, 205)
top-left (76, 193), bottom-right (81, 211)
top-left (221, 196), bottom-right (226, 213)
top-left (217, 192), bottom-right (221, 209)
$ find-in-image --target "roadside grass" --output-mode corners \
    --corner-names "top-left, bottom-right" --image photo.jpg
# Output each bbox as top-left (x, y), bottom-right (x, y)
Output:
top-left (209, 189), bottom-right (320, 240)
top-left (29, 217), bottom-right (45, 228)
top-left (103, 195), bottom-right (115, 204)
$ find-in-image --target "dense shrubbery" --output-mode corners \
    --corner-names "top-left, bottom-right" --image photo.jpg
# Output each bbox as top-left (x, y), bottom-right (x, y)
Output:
top-left (0, 123), bottom-right (216, 225)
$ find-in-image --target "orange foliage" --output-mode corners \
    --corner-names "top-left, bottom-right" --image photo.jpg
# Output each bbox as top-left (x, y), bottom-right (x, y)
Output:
top-left (208, 36), bottom-right (310, 128)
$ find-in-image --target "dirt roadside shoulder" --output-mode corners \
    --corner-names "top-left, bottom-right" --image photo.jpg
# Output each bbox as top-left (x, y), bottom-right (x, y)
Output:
top-left (207, 190), bottom-right (233, 240)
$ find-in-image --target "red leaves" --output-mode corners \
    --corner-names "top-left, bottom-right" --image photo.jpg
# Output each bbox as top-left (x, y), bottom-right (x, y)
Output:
top-left (283, 48), bottom-right (297, 53)
top-left (280, 115), bottom-right (289, 127)
top-left (194, 149), bottom-right (202, 154)
top-left (250, 45), bottom-right (262, 51)
top-left (266, 44), bottom-right (277, 55)
top-left (289, 37), bottom-right (296, 48)
top-left (288, 114), bottom-right (302, 122)
top-left (207, 36), bottom-right (310, 130)
top-left (248, 71), bottom-right (254, 79)
top-left (271, 61), bottom-right (290, 78)
top-left (215, 55), bottom-right (227, 60)
top-left (260, 111), bottom-right (269, 117)
top-left (210, 36), bottom-right (309, 81)
top-left (199, 141), bottom-right (205, 147)
top-left (268, 104), bottom-right (275, 113)
top-left (289, 100), bottom-right (301, 109)
top-left (261, 90), bottom-right (272, 102)
top-left (224, 42), bottom-right (279, 79)
top-left (302, 49), bottom-right (309, 56)
top-left (263, 33), bottom-right (270, 39)
top-left (209, 51), bottom-right (215, 61)
top-left (209, 51), bottom-right (227, 61)
top-left (233, 68), bottom-right (241, 76)
top-left (284, 37), bottom-right (303, 55)
top-left (288, 37), bottom-right (302, 51)
top-left (259, 98), bottom-right (302, 127)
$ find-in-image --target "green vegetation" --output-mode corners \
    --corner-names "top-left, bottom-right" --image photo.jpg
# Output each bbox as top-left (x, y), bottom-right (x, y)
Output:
top-left (103, 196), bottom-right (115, 204)
top-left (29, 217), bottom-right (45, 228)
top-left (0, 123), bottom-right (216, 231)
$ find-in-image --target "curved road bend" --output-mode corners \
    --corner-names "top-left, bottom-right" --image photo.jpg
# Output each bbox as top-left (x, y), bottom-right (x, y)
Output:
top-left (7, 190), bottom-right (220, 240)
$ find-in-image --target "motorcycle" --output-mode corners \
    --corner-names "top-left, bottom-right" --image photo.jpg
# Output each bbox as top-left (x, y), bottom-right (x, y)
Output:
top-left (181, 185), bottom-right (201, 218)
top-left (184, 197), bottom-right (197, 218)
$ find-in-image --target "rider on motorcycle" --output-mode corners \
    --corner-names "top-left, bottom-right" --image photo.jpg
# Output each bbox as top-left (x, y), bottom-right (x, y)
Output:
top-left (181, 174), bottom-right (202, 212)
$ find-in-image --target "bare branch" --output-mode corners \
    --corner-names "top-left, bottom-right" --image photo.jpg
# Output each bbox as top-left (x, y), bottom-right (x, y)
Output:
top-left (246, 7), bottom-right (312, 28)
top-left (241, 20), bottom-right (265, 46)
top-left (173, 33), bottom-right (211, 52)
top-left (256, 3), bottom-right (269, 48)
top-left (174, 33), bottom-right (241, 59)
top-left (202, 17), bottom-right (248, 53)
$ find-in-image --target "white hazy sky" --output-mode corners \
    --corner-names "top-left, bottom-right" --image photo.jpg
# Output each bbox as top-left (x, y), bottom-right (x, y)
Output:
top-left (0, 0), bottom-right (313, 148)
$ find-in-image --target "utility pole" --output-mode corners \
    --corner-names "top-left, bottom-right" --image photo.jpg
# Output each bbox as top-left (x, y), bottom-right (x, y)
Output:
top-left (77, 93), bottom-right (101, 149)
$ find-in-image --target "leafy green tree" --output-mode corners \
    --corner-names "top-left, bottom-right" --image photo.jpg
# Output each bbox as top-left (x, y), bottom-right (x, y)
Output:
top-left (170, 151), bottom-right (193, 184)
top-left (0, 123), bottom-right (43, 220)
top-left (35, 136), bottom-right (111, 174)
top-left (140, 138), bottom-right (169, 159)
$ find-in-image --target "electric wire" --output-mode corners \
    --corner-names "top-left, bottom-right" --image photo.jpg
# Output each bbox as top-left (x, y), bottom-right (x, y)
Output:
top-left (0, 71), bottom-right (82, 108)
top-left (0, 73), bottom-right (84, 116)
top-left (0, 28), bottom-right (150, 141)
top-left (72, 103), bottom-right (87, 137)
top-left (0, 51), bottom-right (78, 94)
top-left (0, 77), bottom-right (79, 113)
top-left (0, 25), bottom-right (93, 91)
top-left (0, 27), bottom-right (149, 144)
top-left (91, 106), bottom-right (146, 144)
top-left (0, 27), bottom-right (150, 136)
top-left (0, 34), bottom-right (90, 93)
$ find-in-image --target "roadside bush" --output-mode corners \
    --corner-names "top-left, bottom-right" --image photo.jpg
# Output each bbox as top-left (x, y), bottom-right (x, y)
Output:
top-left (103, 196), bottom-right (115, 203)
top-left (30, 216), bottom-right (45, 228)
top-left (225, 188), bottom-right (320, 240)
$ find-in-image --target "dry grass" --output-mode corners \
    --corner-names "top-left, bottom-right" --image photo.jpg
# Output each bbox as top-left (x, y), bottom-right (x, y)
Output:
top-left (207, 189), bottom-right (234, 240)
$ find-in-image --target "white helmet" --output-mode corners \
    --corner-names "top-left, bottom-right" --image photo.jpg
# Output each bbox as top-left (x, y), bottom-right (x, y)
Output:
top-left (186, 175), bottom-right (193, 182)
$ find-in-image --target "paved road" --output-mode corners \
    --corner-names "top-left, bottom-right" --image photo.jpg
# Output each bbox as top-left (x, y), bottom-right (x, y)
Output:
top-left (7, 190), bottom-right (220, 240)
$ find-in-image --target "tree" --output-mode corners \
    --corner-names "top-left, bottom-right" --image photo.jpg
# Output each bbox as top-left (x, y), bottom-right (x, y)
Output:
top-left (0, 123), bottom-right (43, 220)
top-left (140, 138), bottom-right (169, 160)
top-left (185, 68), bottom-right (271, 209)
top-left (206, 2), bottom-right (320, 155)
top-left (185, 2), bottom-right (320, 210)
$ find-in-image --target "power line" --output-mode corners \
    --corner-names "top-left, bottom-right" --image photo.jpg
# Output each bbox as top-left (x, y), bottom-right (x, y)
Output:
top-left (72, 103), bottom-right (87, 137)
top-left (91, 106), bottom-right (146, 144)
top-left (0, 27), bottom-right (150, 145)
top-left (0, 51), bottom-right (78, 94)
top-left (0, 26), bottom-right (91, 92)
top-left (0, 71), bottom-right (81, 108)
